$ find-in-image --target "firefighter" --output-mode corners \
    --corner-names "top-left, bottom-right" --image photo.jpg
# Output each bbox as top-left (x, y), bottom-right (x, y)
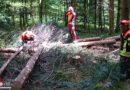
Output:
top-left (21, 31), bottom-right (35, 46)
top-left (66, 6), bottom-right (77, 43)
top-left (119, 20), bottom-right (130, 78)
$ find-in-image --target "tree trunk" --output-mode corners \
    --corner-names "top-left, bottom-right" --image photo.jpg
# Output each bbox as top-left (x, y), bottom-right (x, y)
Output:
top-left (120, 0), bottom-right (129, 20)
top-left (0, 46), bottom-right (23, 76)
top-left (64, 0), bottom-right (68, 26)
top-left (20, 9), bottom-right (23, 30)
top-left (84, 0), bottom-right (87, 31)
top-left (45, 0), bottom-right (47, 22)
top-left (12, 47), bottom-right (43, 90)
top-left (25, 0), bottom-right (29, 27)
top-left (30, 0), bottom-right (35, 26)
top-left (115, 0), bottom-right (121, 33)
top-left (22, 0), bottom-right (25, 29)
top-left (94, 0), bottom-right (97, 29)
top-left (109, 0), bottom-right (115, 34)
top-left (98, 0), bottom-right (103, 31)
top-left (71, 0), bottom-right (76, 8)
top-left (12, 8), bottom-right (15, 26)
top-left (39, 0), bottom-right (43, 23)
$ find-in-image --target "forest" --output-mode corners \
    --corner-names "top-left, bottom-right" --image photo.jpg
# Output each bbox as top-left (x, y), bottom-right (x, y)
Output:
top-left (0, 0), bottom-right (130, 90)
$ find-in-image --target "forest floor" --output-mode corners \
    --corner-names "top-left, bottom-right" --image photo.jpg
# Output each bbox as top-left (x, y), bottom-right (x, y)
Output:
top-left (0, 25), bottom-right (130, 89)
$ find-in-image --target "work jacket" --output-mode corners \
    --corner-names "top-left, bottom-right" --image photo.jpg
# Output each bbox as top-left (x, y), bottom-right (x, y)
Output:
top-left (22, 31), bottom-right (34, 42)
top-left (66, 11), bottom-right (76, 25)
top-left (120, 28), bottom-right (130, 57)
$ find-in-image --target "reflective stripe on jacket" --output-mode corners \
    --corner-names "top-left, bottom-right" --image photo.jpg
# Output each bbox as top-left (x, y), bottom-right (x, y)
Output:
top-left (120, 29), bottom-right (130, 57)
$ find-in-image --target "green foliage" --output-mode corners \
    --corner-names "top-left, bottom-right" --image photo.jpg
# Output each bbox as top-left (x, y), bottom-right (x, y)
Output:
top-left (94, 83), bottom-right (102, 90)
top-left (53, 70), bottom-right (67, 81)
top-left (58, 46), bottom-right (83, 55)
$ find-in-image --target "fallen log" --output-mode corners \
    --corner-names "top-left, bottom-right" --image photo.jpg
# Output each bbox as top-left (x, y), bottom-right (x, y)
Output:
top-left (12, 46), bottom-right (43, 90)
top-left (57, 39), bottom-right (116, 47)
top-left (76, 37), bottom-right (101, 42)
top-left (0, 46), bottom-right (23, 75)
top-left (105, 35), bottom-right (120, 40)
top-left (90, 46), bottom-right (110, 52)
top-left (0, 48), bottom-right (18, 53)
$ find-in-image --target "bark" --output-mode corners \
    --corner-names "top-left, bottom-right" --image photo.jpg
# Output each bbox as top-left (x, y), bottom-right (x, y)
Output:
top-left (76, 37), bottom-right (101, 42)
top-left (105, 35), bottom-right (120, 40)
top-left (0, 46), bottom-right (23, 76)
top-left (109, 0), bottom-right (115, 33)
top-left (12, 46), bottom-right (43, 90)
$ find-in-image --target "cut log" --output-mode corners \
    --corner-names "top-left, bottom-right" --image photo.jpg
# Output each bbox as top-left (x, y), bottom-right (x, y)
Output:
top-left (0, 46), bottom-right (23, 75)
top-left (57, 39), bottom-right (116, 47)
top-left (0, 48), bottom-right (17, 53)
top-left (12, 46), bottom-right (43, 90)
top-left (90, 46), bottom-right (110, 52)
top-left (105, 35), bottom-right (120, 40)
top-left (76, 37), bottom-right (101, 42)
top-left (113, 41), bottom-right (120, 48)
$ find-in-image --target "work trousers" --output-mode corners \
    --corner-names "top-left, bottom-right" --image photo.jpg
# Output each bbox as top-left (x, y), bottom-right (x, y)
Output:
top-left (68, 24), bottom-right (76, 41)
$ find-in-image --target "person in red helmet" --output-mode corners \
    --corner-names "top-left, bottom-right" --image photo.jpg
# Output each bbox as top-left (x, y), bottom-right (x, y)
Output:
top-left (66, 6), bottom-right (77, 43)
top-left (21, 31), bottom-right (35, 46)
top-left (119, 20), bottom-right (130, 78)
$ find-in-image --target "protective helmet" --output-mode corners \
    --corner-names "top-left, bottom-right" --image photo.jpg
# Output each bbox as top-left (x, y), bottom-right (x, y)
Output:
top-left (67, 6), bottom-right (74, 12)
top-left (120, 20), bottom-right (130, 27)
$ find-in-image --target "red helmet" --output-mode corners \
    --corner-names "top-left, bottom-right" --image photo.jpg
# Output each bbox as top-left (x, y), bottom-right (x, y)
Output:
top-left (120, 20), bottom-right (130, 27)
top-left (67, 6), bottom-right (74, 12)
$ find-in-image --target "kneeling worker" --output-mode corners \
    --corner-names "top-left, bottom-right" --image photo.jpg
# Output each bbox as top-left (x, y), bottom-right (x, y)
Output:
top-left (21, 31), bottom-right (35, 46)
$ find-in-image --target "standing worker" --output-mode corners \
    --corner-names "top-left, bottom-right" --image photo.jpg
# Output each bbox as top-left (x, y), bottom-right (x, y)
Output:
top-left (66, 6), bottom-right (77, 43)
top-left (119, 20), bottom-right (130, 78)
